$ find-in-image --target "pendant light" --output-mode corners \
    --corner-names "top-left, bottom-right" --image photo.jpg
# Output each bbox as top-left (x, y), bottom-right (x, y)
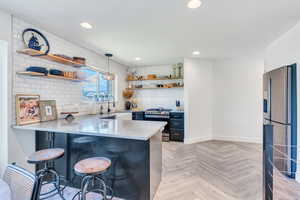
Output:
top-left (104, 53), bottom-right (115, 80)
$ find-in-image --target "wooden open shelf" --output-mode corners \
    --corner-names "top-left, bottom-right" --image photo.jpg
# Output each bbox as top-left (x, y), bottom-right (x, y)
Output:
top-left (128, 86), bottom-right (184, 90)
top-left (17, 71), bottom-right (83, 82)
top-left (127, 78), bottom-right (183, 81)
top-left (17, 49), bottom-right (84, 68)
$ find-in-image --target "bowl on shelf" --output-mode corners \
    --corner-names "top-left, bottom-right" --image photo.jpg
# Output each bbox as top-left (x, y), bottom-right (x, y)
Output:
top-left (123, 89), bottom-right (134, 99)
top-left (49, 69), bottom-right (64, 76)
top-left (147, 74), bottom-right (157, 80)
top-left (73, 57), bottom-right (86, 65)
top-left (127, 75), bottom-right (136, 80)
top-left (26, 66), bottom-right (48, 75)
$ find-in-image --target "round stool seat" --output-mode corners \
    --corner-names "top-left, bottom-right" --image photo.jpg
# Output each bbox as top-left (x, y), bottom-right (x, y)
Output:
top-left (74, 157), bottom-right (111, 175)
top-left (27, 148), bottom-right (65, 164)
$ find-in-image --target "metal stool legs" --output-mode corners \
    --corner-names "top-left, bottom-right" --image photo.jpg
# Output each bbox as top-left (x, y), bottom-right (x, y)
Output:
top-left (72, 175), bottom-right (112, 200)
top-left (35, 163), bottom-right (66, 200)
top-left (28, 134), bottom-right (66, 200)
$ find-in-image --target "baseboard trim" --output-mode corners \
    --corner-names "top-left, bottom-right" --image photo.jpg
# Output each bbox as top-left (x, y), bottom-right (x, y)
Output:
top-left (184, 136), bottom-right (213, 144)
top-left (184, 136), bottom-right (262, 144)
top-left (295, 172), bottom-right (300, 183)
top-left (212, 136), bottom-right (262, 144)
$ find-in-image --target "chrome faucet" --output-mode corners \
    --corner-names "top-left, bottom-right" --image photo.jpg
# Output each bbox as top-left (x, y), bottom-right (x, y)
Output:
top-left (100, 104), bottom-right (104, 115)
top-left (107, 101), bottom-right (111, 113)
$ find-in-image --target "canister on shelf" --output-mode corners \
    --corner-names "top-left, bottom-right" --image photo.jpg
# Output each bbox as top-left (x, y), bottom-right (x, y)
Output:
top-left (177, 63), bottom-right (183, 78)
top-left (172, 64), bottom-right (177, 78)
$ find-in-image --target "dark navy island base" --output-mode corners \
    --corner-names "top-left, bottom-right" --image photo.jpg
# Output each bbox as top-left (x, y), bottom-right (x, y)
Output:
top-left (35, 130), bottom-right (162, 200)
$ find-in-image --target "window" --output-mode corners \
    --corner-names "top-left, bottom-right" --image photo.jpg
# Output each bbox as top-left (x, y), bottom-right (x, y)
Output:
top-left (81, 69), bottom-right (115, 102)
top-left (99, 73), bottom-right (113, 101)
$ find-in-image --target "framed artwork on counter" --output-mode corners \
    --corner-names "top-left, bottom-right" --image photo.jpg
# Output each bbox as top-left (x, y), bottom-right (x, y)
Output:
top-left (39, 100), bottom-right (58, 122)
top-left (16, 94), bottom-right (40, 125)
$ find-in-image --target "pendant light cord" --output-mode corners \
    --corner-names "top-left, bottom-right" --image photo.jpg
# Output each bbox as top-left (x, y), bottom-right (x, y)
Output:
top-left (108, 56), bottom-right (111, 74)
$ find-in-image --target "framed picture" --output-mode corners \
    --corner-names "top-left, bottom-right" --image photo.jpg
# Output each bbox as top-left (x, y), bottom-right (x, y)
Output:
top-left (39, 100), bottom-right (58, 122)
top-left (16, 94), bottom-right (40, 125)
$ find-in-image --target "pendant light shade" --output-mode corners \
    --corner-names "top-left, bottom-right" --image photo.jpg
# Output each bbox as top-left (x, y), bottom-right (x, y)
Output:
top-left (104, 53), bottom-right (115, 80)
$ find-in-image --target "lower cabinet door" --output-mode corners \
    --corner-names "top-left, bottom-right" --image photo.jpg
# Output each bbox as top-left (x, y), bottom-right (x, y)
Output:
top-left (169, 119), bottom-right (184, 129)
top-left (170, 129), bottom-right (184, 142)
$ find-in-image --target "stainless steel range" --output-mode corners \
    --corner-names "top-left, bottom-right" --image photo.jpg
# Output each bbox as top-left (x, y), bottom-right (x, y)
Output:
top-left (132, 107), bottom-right (185, 142)
top-left (144, 108), bottom-right (172, 142)
top-left (144, 108), bottom-right (172, 120)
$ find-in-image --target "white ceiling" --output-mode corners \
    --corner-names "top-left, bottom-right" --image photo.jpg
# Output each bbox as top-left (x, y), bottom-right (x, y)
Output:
top-left (1, 0), bottom-right (300, 66)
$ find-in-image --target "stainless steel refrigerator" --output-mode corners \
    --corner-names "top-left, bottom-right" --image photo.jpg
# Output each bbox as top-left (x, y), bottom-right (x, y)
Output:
top-left (263, 64), bottom-right (297, 178)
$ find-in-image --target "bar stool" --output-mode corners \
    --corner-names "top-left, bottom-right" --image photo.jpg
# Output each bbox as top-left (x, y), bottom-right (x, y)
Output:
top-left (72, 157), bottom-right (113, 200)
top-left (70, 136), bottom-right (97, 186)
top-left (27, 148), bottom-right (66, 200)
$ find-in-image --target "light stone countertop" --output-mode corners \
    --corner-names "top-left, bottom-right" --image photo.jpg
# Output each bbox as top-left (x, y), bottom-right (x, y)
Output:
top-left (13, 115), bottom-right (167, 141)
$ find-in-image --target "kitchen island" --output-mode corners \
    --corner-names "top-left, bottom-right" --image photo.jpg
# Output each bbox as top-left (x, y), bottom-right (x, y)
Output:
top-left (13, 115), bottom-right (166, 200)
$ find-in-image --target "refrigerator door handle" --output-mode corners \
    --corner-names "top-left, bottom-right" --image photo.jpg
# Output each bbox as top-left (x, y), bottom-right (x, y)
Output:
top-left (263, 73), bottom-right (271, 120)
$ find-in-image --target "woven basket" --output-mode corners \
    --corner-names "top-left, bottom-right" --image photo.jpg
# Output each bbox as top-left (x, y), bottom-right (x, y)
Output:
top-left (123, 89), bottom-right (134, 99)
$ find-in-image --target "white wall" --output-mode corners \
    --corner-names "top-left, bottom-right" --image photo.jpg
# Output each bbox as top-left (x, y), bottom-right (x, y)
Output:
top-left (0, 11), bottom-right (11, 41)
top-left (184, 58), bottom-right (213, 143)
top-left (0, 42), bottom-right (9, 175)
top-left (0, 10), bottom-right (11, 175)
top-left (213, 55), bottom-right (265, 143)
top-left (129, 65), bottom-right (184, 110)
top-left (265, 21), bottom-right (300, 72)
top-left (184, 56), bottom-right (264, 144)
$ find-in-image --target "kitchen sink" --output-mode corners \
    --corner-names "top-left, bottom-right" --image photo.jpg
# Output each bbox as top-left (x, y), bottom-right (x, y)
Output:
top-left (98, 112), bottom-right (132, 120)
top-left (99, 115), bottom-right (116, 119)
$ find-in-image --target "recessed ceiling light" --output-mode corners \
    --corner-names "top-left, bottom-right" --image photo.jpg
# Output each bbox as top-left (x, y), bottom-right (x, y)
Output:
top-left (192, 51), bottom-right (200, 55)
top-left (80, 22), bottom-right (93, 29)
top-left (187, 0), bottom-right (202, 9)
top-left (135, 57), bottom-right (141, 61)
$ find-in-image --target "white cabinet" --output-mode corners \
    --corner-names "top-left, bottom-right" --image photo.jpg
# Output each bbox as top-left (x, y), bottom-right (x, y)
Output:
top-left (116, 113), bottom-right (132, 120)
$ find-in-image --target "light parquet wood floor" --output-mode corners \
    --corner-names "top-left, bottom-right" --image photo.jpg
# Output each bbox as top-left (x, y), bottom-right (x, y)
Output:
top-left (46, 140), bottom-right (300, 200)
top-left (273, 168), bottom-right (300, 199)
top-left (154, 140), bottom-right (263, 200)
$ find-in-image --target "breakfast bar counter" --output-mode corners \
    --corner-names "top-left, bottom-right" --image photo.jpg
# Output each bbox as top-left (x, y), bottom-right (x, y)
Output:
top-left (14, 115), bottom-right (166, 200)
top-left (13, 115), bottom-right (165, 140)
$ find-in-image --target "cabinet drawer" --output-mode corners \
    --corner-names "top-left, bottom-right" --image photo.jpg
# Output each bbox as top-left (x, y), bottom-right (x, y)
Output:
top-left (170, 129), bottom-right (184, 142)
top-left (169, 119), bottom-right (184, 129)
top-left (132, 112), bottom-right (144, 120)
top-left (170, 112), bottom-right (184, 119)
top-left (170, 128), bottom-right (184, 134)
